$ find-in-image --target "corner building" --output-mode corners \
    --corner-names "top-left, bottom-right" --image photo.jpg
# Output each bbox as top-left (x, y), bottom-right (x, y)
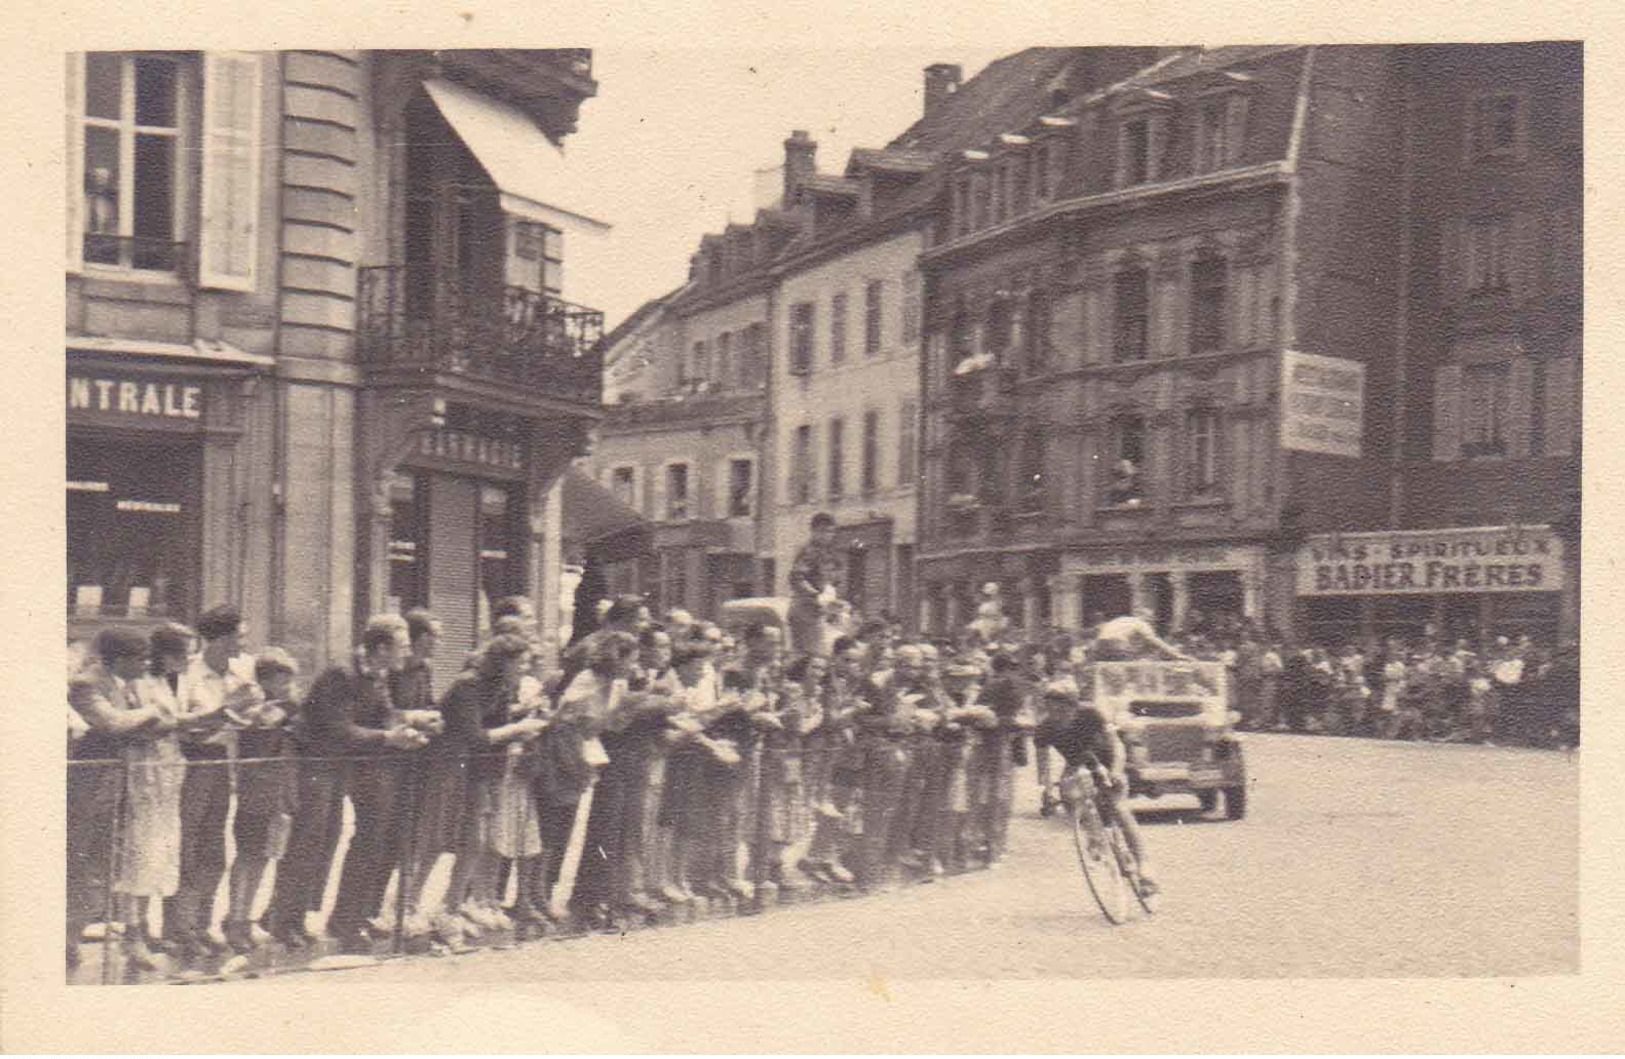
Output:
top-left (67, 50), bottom-right (607, 683)
top-left (916, 44), bottom-right (1580, 644)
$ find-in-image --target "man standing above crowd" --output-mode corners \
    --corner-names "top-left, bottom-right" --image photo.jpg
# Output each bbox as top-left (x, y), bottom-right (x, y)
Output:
top-left (788, 513), bottom-right (842, 657)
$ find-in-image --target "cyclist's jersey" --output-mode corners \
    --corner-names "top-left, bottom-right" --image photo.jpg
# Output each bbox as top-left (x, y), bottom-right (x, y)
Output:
top-left (1038, 702), bottom-right (1117, 770)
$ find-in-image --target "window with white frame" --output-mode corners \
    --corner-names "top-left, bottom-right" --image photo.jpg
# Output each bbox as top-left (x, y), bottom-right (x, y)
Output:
top-left (79, 52), bottom-right (187, 272)
top-left (510, 219), bottom-right (562, 294)
top-left (1186, 407), bottom-right (1221, 497)
top-left (665, 462), bottom-right (691, 520)
top-left (1462, 363), bottom-right (1510, 458)
top-left (1465, 216), bottom-right (1512, 294)
top-left (727, 458), bottom-right (755, 518)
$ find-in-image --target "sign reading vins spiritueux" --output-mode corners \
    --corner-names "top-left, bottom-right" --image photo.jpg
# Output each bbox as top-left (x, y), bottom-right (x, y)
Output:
top-left (1297, 526), bottom-right (1563, 596)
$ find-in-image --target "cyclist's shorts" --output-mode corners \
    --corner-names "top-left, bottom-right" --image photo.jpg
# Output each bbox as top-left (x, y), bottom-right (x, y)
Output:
top-left (1037, 709), bottom-right (1116, 771)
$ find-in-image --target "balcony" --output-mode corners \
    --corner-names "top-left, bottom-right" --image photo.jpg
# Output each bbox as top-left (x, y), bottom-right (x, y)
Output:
top-left (358, 265), bottom-right (603, 408)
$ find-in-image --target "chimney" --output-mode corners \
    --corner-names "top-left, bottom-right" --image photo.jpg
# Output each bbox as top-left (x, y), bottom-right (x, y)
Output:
top-left (924, 63), bottom-right (963, 118)
top-left (783, 130), bottom-right (817, 207)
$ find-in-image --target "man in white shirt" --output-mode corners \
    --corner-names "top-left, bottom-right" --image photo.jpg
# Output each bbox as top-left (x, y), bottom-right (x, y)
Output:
top-left (1092, 607), bottom-right (1190, 662)
top-left (164, 605), bottom-right (257, 959)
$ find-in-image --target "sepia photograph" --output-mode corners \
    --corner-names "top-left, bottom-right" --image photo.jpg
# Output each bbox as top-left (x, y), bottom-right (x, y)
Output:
top-left (10, 6), bottom-right (1615, 1051)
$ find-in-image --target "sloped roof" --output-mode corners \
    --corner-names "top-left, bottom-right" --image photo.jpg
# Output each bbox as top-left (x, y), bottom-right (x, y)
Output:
top-left (847, 147), bottom-right (940, 176)
top-left (600, 284), bottom-right (681, 354)
top-left (888, 48), bottom-right (1085, 153)
top-left (1128, 45), bottom-right (1300, 88)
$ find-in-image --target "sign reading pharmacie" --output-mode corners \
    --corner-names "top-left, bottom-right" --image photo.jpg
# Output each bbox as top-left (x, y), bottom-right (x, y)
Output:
top-left (1280, 349), bottom-right (1364, 458)
top-left (413, 427), bottom-right (527, 474)
top-left (1297, 526), bottom-right (1564, 597)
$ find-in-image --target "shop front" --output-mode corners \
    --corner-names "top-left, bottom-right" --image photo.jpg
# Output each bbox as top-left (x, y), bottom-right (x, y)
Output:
top-left (374, 411), bottom-right (540, 688)
top-left (1296, 525), bottom-right (1570, 647)
top-left (1054, 542), bottom-right (1267, 636)
top-left (918, 548), bottom-right (1059, 637)
top-left (66, 353), bottom-right (267, 644)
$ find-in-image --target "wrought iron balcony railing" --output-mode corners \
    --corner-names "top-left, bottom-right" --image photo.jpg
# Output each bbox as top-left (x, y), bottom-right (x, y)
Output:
top-left (358, 266), bottom-right (603, 405)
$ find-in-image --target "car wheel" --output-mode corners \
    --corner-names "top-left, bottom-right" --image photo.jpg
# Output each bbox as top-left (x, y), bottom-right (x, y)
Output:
top-left (1197, 790), bottom-right (1219, 814)
top-left (1223, 785), bottom-right (1247, 820)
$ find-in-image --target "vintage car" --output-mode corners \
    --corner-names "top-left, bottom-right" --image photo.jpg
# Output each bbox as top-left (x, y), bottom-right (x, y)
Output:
top-left (1091, 659), bottom-right (1248, 819)
top-left (717, 596), bottom-right (791, 640)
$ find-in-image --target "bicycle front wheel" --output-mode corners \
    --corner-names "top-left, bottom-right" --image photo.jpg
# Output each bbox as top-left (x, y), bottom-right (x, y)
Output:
top-left (1068, 792), bottom-right (1135, 924)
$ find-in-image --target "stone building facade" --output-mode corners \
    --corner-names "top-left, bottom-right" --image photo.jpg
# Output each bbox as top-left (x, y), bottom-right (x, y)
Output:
top-left (67, 49), bottom-right (606, 682)
top-left (916, 44), bottom-right (1581, 645)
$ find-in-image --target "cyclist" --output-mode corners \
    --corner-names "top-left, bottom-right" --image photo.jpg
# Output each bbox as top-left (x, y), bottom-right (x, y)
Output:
top-left (1038, 674), bottom-right (1159, 898)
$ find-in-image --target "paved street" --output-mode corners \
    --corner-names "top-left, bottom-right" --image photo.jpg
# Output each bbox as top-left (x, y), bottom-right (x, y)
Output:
top-left (252, 734), bottom-right (1574, 986)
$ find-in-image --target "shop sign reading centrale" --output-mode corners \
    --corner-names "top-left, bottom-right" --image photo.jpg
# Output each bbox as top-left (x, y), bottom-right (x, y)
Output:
top-left (68, 375), bottom-right (203, 420)
top-left (1297, 526), bottom-right (1563, 596)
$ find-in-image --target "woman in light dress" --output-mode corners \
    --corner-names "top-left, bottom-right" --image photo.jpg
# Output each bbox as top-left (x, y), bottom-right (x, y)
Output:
top-left (117, 622), bottom-right (193, 967)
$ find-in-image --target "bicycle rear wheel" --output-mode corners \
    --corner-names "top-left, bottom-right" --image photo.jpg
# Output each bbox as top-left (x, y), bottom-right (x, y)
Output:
top-left (1067, 791), bottom-right (1135, 924)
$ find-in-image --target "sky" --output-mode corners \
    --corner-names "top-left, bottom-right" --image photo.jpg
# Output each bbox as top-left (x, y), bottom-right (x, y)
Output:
top-left (556, 48), bottom-right (1008, 331)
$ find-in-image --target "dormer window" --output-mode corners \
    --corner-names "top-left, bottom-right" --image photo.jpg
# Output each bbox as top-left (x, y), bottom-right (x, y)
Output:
top-left (1113, 92), bottom-right (1172, 188)
top-left (1195, 93), bottom-right (1249, 174)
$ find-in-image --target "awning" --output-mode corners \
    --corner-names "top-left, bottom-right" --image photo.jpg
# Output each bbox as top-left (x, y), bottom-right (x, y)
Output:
top-left (423, 78), bottom-right (611, 237)
top-left (561, 468), bottom-right (649, 560)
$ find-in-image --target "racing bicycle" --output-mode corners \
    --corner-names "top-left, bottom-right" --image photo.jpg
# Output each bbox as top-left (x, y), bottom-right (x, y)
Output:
top-left (1062, 753), bottom-right (1156, 924)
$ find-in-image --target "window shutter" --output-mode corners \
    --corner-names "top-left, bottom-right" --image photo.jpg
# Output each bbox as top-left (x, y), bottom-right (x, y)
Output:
top-left (632, 467), bottom-right (646, 518)
top-left (714, 458), bottom-right (731, 519)
top-left (199, 51), bottom-right (263, 291)
top-left (1544, 355), bottom-right (1579, 457)
top-left (1149, 117), bottom-right (1167, 181)
top-left (1225, 96), bottom-right (1250, 166)
top-left (65, 53), bottom-right (83, 272)
top-left (652, 465), bottom-right (668, 522)
top-left (1433, 363), bottom-right (1463, 461)
top-left (1507, 356), bottom-right (1535, 458)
